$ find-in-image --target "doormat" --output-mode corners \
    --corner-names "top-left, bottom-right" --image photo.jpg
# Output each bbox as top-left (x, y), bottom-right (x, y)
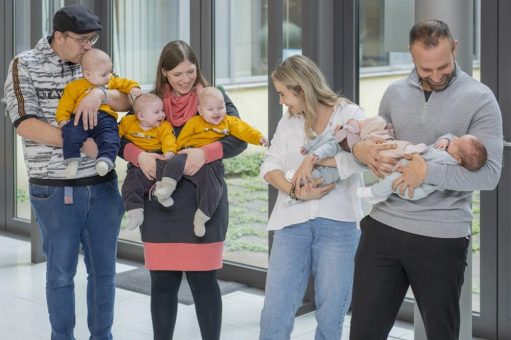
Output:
top-left (116, 267), bottom-right (246, 305)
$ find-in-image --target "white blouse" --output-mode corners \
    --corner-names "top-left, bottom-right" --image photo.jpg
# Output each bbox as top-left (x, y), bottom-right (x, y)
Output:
top-left (260, 102), bottom-right (366, 231)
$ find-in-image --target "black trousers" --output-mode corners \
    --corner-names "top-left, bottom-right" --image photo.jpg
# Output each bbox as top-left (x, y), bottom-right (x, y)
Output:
top-left (150, 270), bottom-right (222, 340)
top-left (349, 216), bottom-right (469, 340)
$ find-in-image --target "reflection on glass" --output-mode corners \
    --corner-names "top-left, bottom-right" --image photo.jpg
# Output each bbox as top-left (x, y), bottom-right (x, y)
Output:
top-left (113, 0), bottom-right (190, 88)
top-left (281, 0), bottom-right (302, 114)
top-left (471, 44), bottom-right (481, 315)
top-left (216, 0), bottom-right (303, 268)
top-left (283, 0), bottom-right (302, 58)
top-left (472, 191), bottom-right (481, 313)
top-left (215, 0), bottom-right (270, 268)
top-left (112, 0), bottom-right (190, 242)
top-left (13, 1), bottom-right (33, 221)
top-left (16, 136), bottom-right (31, 220)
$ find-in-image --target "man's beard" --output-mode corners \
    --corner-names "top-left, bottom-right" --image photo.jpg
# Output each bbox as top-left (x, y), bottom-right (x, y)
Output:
top-left (421, 71), bottom-right (455, 91)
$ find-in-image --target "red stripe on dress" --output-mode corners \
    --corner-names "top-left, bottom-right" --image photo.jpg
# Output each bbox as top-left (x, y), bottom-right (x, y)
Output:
top-left (143, 242), bottom-right (224, 271)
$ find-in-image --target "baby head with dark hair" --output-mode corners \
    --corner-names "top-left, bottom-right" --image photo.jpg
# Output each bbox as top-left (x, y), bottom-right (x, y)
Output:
top-left (447, 135), bottom-right (487, 171)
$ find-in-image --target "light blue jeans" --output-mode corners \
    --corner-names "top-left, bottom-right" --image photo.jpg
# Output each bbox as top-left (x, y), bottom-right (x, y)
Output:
top-left (29, 179), bottom-right (124, 340)
top-left (260, 218), bottom-right (360, 340)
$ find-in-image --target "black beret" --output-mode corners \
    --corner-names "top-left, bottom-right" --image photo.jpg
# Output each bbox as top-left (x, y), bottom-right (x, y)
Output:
top-left (53, 5), bottom-right (102, 34)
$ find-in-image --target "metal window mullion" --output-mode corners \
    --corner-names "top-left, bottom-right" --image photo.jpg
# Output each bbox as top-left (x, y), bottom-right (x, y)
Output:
top-left (496, 0), bottom-right (511, 337)
top-left (190, 0), bottom-right (214, 85)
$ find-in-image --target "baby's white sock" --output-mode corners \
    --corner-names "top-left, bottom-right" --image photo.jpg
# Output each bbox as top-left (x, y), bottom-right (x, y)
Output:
top-left (125, 208), bottom-right (144, 231)
top-left (154, 177), bottom-right (177, 204)
top-left (64, 160), bottom-right (80, 179)
top-left (96, 160), bottom-right (111, 176)
top-left (193, 209), bottom-right (210, 237)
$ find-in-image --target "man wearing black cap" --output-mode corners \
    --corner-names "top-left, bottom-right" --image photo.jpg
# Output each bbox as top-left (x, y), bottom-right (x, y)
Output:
top-left (4, 4), bottom-right (130, 340)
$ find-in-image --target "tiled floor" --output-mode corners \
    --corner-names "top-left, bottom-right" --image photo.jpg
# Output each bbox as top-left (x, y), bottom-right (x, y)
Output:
top-left (0, 233), bottom-right (470, 340)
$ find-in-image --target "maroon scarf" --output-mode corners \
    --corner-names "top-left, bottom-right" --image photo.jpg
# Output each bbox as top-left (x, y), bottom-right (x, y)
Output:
top-left (163, 84), bottom-right (203, 127)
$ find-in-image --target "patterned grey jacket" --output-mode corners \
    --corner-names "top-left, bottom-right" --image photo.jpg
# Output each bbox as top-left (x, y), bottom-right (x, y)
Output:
top-left (4, 36), bottom-right (98, 179)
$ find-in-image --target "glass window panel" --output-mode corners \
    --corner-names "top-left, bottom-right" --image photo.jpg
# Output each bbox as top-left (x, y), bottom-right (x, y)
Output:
top-left (472, 0), bottom-right (481, 314)
top-left (215, 0), bottom-right (269, 268)
top-left (13, 0), bottom-right (34, 221)
top-left (283, 0), bottom-right (302, 57)
top-left (359, 0), bottom-right (413, 116)
top-left (282, 0), bottom-right (302, 118)
top-left (16, 136), bottom-right (30, 220)
top-left (216, 0), bottom-right (268, 86)
top-left (112, 0), bottom-right (190, 242)
top-left (215, 0), bottom-right (302, 268)
top-left (113, 0), bottom-right (190, 90)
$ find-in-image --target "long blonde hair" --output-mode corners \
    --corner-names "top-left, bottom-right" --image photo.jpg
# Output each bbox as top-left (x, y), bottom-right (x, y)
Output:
top-left (271, 55), bottom-right (349, 137)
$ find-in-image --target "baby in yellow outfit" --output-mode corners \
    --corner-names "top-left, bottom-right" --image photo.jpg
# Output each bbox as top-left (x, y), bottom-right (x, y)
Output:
top-left (119, 93), bottom-right (177, 230)
top-left (153, 87), bottom-right (268, 237)
top-left (56, 48), bottom-right (140, 178)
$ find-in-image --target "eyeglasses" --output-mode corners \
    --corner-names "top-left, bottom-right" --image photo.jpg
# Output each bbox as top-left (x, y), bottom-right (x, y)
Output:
top-left (65, 33), bottom-right (100, 46)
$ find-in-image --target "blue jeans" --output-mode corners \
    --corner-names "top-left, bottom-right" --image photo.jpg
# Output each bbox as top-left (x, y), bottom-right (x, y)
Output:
top-left (260, 218), bottom-right (360, 340)
top-left (29, 179), bottom-right (124, 340)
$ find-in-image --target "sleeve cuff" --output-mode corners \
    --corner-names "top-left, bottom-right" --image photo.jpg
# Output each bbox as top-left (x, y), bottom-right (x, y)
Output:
top-left (13, 114), bottom-right (39, 128)
top-left (202, 141), bottom-right (224, 163)
top-left (124, 143), bottom-right (143, 166)
top-left (425, 162), bottom-right (442, 186)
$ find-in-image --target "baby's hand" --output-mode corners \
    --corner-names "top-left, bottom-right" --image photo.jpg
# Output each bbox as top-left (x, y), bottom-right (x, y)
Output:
top-left (386, 123), bottom-right (395, 137)
top-left (164, 151), bottom-right (175, 160)
top-left (129, 87), bottom-right (142, 103)
top-left (260, 137), bottom-right (269, 147)
top-left (434, 138), bottom-right (449, 150)
top-left (58, 120), bottom-right (70, 128)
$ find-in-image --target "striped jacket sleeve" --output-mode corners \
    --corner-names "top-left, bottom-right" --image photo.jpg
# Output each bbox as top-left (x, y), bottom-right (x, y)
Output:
top-left (4, 57), bottom-right (41, 127)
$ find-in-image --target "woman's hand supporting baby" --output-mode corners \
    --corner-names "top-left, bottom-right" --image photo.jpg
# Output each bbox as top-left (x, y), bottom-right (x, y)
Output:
top-left (292, 154), bottom-right (335, 200)
top-left (179, 148), bottom-right (207, 176)
top-left (138, 151), bottom-right (166, 180)
top-left (352, 138), bottom-right (398, 178)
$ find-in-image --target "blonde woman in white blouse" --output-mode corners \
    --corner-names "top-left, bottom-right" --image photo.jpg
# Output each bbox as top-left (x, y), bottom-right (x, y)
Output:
top-left (259, 55), bottom-right (365, 340)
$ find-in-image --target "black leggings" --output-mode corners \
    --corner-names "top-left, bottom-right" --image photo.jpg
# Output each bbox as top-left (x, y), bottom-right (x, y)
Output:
top-left (150, 270), bottom-right (222, 340)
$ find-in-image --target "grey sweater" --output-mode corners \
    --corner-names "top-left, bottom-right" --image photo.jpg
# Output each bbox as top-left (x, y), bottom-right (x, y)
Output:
top-left (371, 64), bottom-right (503, 238)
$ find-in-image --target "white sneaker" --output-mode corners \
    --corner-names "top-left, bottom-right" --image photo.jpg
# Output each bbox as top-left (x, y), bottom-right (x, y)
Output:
top-left (96, 160), bottom-right (110, 176)
top-left (64, 160), bottom-right (80, 179)
top-left (125, 208), bottom-right (144, 231)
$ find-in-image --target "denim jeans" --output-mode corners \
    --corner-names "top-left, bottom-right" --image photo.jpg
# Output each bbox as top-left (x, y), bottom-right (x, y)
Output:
top-left (29, 179), bottom-right (124, 340)
top-left (260, 218), bottom-right (360, 340)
